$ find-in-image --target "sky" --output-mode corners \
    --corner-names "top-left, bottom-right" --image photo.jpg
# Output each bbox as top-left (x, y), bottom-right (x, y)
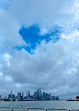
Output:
top-left (0, 0), bottom-right (79, 99)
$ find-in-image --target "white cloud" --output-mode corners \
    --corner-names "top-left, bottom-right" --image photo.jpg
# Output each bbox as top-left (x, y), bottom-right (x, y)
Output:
top-left (0, 8), bottom-right (26, 53)
top-left (8, 0), bottom-right (74, 27)
top-left (3, 53), bottom-right (11, 67)
top-left (3, 37), bottom-right (79, 97)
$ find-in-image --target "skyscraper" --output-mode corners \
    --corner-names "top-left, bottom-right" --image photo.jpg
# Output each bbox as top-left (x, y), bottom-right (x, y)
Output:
top-left (28, 91), bottom-right (30, 99)
top-left (17, 92), bottom-right (21, 101)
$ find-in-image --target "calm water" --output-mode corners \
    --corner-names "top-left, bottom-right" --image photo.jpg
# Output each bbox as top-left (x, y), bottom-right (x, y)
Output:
top-left (0, 100), bottom-right (79, 111)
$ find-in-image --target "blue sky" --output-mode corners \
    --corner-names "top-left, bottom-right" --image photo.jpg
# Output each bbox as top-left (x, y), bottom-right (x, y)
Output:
top-left (18, 25), bottom-right (62, 53)
top-left (0, 0), bottom-right (79, 99)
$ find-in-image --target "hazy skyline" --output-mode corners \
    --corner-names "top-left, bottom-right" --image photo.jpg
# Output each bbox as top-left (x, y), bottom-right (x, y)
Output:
top-left (0, 0), bottom-right (79, 99)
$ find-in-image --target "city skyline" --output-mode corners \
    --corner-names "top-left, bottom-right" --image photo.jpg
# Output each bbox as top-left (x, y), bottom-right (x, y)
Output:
top-left (0, 89), bottom-right (59, 101)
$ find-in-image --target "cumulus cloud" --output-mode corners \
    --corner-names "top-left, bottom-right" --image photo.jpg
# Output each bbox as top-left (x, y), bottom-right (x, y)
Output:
top-left (8, 0), bottom-right (74, 27)
top-left (0, 0), bottom-right (79, 98)
top-left (0, 8), bottom-right (26, 53)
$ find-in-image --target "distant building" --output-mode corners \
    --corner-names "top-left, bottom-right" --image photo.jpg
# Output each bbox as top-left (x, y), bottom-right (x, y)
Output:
top-left (52, 96), bottom-right (59, 100)
top-left (0, 95), bottom-right (1, 100)
top-left (0, 89), bottom-right (59, 101)
top-left (17, 92), bottom-right (21, 101)
top-left (8, 91), bottom-right (15, 101)
top-left (28, 91), bottom-right (30, 99)
top-left (21, 92), bottom-right (24, 101)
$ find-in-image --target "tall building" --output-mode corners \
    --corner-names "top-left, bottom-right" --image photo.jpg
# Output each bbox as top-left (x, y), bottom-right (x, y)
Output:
top-left (17, 92), bottom-right (21, 101)
top-left (8, 91), bottom-right (15, 101)
top-left (33, 91), bottom-right (36, 100)
top-left (0, 95), bottom-right (1, 100)
top-left (52, 96), bottom-right (59, 100)
top-left (21, 92), bottom-right (24, 101)
top-left (36, 89), bottom-right (42, 100)
top-left (28, 91), bottom-right (30, 99)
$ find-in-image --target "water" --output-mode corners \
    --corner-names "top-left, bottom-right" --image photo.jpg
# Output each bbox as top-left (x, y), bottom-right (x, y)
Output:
top-left (0, 100), bottom-right (79, 111)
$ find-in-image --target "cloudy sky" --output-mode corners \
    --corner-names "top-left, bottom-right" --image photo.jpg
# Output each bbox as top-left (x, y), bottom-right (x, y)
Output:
top-left (0, 0), bottom-right (79, 99)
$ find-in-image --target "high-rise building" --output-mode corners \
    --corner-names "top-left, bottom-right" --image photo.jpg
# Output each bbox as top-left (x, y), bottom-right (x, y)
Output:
top-left (17, 92), bottom-right (21, 101)
top-left (28, 91), bottom-right (30, 99)
top-left (0, 95), bottom-right (1, 100)
top-left (8, 91), bottom-right (15, 101)
top-left (21, 92), bottom-right (24, 101)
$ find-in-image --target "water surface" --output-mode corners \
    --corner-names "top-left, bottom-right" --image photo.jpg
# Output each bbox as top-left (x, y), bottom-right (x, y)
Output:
top-left (0, 100), bottom-right (78, 111)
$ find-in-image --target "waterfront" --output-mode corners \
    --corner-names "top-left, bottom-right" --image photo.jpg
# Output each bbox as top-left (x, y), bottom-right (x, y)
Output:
top-left (0, 100), bottom-right (79, 110)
